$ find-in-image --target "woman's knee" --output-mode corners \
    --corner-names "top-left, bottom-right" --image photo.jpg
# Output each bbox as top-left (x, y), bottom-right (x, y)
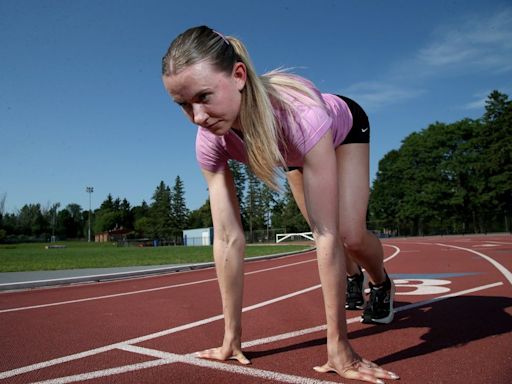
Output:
top-left (341, 230), bottom-right (367, 253)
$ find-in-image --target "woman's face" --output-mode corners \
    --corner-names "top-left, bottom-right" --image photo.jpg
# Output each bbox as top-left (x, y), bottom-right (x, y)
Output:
top-left (163, 60), bottom-right (246, 136)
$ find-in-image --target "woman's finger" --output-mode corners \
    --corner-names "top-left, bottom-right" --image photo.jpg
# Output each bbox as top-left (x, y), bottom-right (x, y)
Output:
top-left (229, 352), bottom-right (251, 365)
top-left (196, 347), bottom-right (251, 365)
top-left (313, 363), bottom-right (336, 374)
top-left (314, 361), bottom-right (399, 383)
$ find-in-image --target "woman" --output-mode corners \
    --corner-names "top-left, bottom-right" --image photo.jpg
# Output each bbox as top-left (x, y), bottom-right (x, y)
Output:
top-left (161, 25), bottom-right (399, 383)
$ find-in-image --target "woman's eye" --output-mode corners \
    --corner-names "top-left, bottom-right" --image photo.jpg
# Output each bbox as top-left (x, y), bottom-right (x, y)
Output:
top-left (199, 93), bottom-right (210, 102)
top-left (178, 103), bottom-right (192, 112)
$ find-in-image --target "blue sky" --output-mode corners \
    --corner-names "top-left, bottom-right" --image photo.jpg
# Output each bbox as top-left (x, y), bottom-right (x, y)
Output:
top-left (1, 0), bottom-right (511, 214)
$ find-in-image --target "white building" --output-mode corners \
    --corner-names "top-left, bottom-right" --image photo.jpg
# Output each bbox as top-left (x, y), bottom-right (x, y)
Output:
top-left (182, 227), bottom-right (214, 246)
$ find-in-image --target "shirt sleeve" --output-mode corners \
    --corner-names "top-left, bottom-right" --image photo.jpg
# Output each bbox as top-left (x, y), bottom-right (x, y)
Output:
top-left (301, 105), bottom-right (333, 154)
top-left (195, 127), bottom-right (229, 172)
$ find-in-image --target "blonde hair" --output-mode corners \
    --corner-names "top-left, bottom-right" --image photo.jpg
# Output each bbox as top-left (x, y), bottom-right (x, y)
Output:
top-left (162, 26), bottom-right (325, 190)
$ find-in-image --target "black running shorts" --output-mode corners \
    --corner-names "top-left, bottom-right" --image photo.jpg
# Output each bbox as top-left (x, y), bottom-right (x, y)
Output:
top-left (336, 95), bottom-right (370, 145)
top-left (285, 95), bottom-right (370, 172)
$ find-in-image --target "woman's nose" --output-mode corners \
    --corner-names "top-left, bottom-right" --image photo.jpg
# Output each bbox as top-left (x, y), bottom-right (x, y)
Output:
top-left (192, 104), bottom-right (209, 126)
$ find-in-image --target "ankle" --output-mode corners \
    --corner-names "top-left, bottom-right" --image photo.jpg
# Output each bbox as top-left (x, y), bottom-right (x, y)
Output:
top-left (370, 272), bottom-right (390, 289)
top-left (347, 265), bottom-right (363, 279)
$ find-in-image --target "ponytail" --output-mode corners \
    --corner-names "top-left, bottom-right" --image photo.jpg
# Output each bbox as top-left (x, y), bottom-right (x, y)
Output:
top-left (227, 36), bottom-right (285, 190)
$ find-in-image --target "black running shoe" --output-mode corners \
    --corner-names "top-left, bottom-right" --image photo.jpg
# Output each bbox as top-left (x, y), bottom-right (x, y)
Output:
top-left (361, 274), bottom-right (395, 324)
top-left (345, 268), bottom-right (365, 310)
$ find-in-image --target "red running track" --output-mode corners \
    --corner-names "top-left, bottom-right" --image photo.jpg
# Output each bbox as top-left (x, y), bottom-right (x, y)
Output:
top-left (0, 235), bottom-right (511, 384)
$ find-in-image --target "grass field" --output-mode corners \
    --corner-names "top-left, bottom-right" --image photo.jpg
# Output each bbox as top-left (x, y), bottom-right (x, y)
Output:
top-left (0, 241), bottom-right (313, 272)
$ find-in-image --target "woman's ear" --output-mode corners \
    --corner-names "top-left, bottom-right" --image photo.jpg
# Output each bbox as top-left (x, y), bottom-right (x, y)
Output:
top-left (232, 62), bottom-right (247, 91)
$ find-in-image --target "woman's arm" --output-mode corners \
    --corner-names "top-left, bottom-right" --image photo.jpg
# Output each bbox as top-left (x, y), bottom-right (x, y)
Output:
top-left (198, 167), bottom-right (250, 364)
top-left (302, 131), bottom-right (349, 339)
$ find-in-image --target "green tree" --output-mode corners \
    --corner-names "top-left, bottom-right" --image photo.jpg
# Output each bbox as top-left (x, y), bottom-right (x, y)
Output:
top-left (259, 182), bottom-right (280, 239)
top-left (369, 150), bottom-right (404, 235)
top-left (171, 175), bottom-right (189, 243)
top-left (481, 91), bottom-right (512, 231)
top-left (1, 213), bottom-right (17, 238)
top-left (228, 160), bottom-right (246, 214)
top-left (134, 216), bottom-right (153, 238)
top-left (370, 90), bottom-right (511, 235)
top-left (17, 204), bottom-right (47, 237)
top-left (47, 202), bottom-right (61, 239)
top-left (188, 199), bottom-right (213, 228)
top-left (100, 194), bottom-right (115, 211)
top-left (132, 200), bottom-right (150, 222)
top-left (244, 167), bottom-right (262, 241)
top-left (119, 198), bottom-right (133, 230)
top-left (271, 180), bottom-right (309, 233)
top-left (150, 181), bottom-right (174, 240)
top-left (56, 206), bottom-right (83, 239)
top-left (94, 210), bottom-right (123, 233)
top-left (132, 201), bottom-right (150, 237)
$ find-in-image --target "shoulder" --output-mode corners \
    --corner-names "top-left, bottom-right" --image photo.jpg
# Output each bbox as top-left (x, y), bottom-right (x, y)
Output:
top-left (196, 127), bottom-right (220, 155)
top-left (195, 127), bottom-right (227, 171)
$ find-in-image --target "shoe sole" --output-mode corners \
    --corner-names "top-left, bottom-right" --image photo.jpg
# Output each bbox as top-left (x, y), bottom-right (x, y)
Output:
top-left (360, 279), bottom-right (395, 324)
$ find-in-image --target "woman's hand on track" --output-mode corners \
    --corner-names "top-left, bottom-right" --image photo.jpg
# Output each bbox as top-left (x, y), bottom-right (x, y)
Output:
top-left (196, 346), bottom-right (251, 365)
top-left (314, 358), bottom-right (399, 383)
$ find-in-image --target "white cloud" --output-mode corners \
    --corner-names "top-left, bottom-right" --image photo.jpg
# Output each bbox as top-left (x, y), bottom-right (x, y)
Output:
top-left (416, 8), bottom-right (512, 73)
top-left (461, 97), bottom-right (487, 111)
top-left (342, 7), bottom-right (512, 111)
top-left (343, 81), bottom-right (424, 111)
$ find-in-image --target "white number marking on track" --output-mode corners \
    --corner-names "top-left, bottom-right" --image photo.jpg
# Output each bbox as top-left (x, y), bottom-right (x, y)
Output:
top-left (394, 278), bottom-right (451, 295)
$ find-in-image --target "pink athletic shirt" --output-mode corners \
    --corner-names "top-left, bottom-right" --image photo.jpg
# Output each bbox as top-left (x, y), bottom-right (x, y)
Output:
top-left (195, 81), bottom-right (353, 172)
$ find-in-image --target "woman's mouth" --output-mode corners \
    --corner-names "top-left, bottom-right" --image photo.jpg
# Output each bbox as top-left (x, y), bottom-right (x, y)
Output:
top-left (206, 121), bottom-right (218, 129)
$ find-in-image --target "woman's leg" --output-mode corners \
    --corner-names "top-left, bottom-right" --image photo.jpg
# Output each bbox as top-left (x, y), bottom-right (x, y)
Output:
top-left (287, 169), bottom-right (361, 276)
top-left (335, 143), bottom-right (394, 324)
top-left (335, 143), bottom-right (385, 282)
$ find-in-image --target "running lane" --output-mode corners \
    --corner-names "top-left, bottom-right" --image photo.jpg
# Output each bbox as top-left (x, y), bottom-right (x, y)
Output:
top-left (0, 236), bottom-right (510, 384)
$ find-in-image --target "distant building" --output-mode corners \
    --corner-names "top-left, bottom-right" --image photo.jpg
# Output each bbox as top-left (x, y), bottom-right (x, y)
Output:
top-left (95, 227), bottom-right (131, 243)
top-left (182, 227), bottom-right (214, 246)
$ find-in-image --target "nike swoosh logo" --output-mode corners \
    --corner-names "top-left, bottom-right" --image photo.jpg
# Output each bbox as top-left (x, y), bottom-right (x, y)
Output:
top-left (361, 127), bottom-right (369, 133)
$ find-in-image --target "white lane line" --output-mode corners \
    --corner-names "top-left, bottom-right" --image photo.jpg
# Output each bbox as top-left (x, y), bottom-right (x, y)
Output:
top-left (24, 281), bottom-right (502, 384)
top-left (246, 258), bottom-right (316, 275)
top-left (0, 257), bottom-right (317, 314)
top-left (488, 240), bottom-right (512, 245)
top-left (0, 284), bottom-right (321, 380)
top-left (0, 344), bottom-right (126, 381)
top-left (383, 245), bottom-right (400, 263)
top-left (28, 345), bottom-right (341, 384)
top-left (120, 345), bottom-right (341, 384)
top-left (241, 281), bottom-right (503, 350)
top-left (26, 359), bottom-right (176, 384)
top-left (360, 245), bottom-right (400, 273)
top-left (0, 277), bottom-right (218, 314)
top-left (437, 243), bottom-right (512, 285)
top-left (393, 282), bottom-right (503, 312)
top-left (242, 325), bottom-right (327, 349)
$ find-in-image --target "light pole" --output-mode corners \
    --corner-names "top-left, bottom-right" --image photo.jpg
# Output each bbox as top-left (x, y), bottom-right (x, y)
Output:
top-left (86, 186), bottom-right (94, 242)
